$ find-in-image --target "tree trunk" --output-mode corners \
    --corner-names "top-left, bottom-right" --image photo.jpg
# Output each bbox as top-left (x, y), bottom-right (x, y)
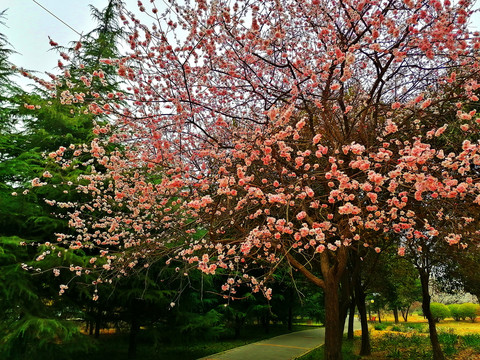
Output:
top-left (128, 316), bottom-right (139, 359)
top-left (355, 279), bottom-right (371, 356)
top-left (288, 287), bottom-right (293, 331)
top-left (401, 306), bottom-right (410, 322)
top-left (94, 306), bottom-right (101, 339)
top-left (324, 279), bottom-right (343, 360)
top-left (285, 246), bottom-right (347, 360)
top-left (419, 270), bottom-right (445, 360)
top-left (128, 299), bottom-right (142, 360)
top-left (347, 299), bottom-right (355, 340)
top-left (377, 308), bottom-right (382, 323)
top-left (235, 314), bottom-right (244, 338)
top-left (393, 307), bottom-right (399, 324)
top-left (262, 313), bottom-right (270, 334)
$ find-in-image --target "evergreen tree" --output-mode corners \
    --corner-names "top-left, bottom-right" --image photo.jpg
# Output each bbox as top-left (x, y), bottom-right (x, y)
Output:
top-left (0, 2), bottom-right (125, 358)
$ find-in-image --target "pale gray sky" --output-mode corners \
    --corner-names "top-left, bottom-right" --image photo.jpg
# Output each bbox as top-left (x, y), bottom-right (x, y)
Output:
top-left (1, 1), bottom-right (480, 82)
top-left (2, 1), bottom-right (106, 73)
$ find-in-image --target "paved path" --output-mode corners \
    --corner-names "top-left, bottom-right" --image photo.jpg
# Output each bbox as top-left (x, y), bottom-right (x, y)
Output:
top-left (198, 320), bottom-right (361, 360)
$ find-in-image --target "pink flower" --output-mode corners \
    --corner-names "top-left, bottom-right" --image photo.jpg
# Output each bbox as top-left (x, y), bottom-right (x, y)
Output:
top-left (391, 102), bottom-right (401, 110)
top-left (296, 211), bottom-right (307, 220)
top-left (330, 83), bottom-right (341, 91)
top-left (420, 99), bottom-right (431, 109)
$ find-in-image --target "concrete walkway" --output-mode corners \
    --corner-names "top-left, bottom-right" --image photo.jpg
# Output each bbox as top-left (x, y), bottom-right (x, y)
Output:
top-left (198, 320), bottom-right (361, 360)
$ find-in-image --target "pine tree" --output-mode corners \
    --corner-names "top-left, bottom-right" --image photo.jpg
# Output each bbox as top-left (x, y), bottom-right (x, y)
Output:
top-left (0, 3), bottom-right (125, 358)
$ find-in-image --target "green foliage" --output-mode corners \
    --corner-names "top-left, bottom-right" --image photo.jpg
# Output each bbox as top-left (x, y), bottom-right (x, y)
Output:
top-left (0, 2), bottom-right (125, 359)
top-left (295, 288), bottom-right (325, 325)
top-left (177, 309), bottom-right (227, 340)
top-left (0, 236), bottom-right (95, 360)
top-left (448, 304), bottom-right (463, 321)
top-left (458, 303), bottom-right (480, 322)
top-left (0, 315), bottom-right (96, 360)
top-left (430, 302), bottom-right (450, 322)
top-left (374, 322), bottom-right (389, 330)
top-left (391, 325), bottom-right (402, 332)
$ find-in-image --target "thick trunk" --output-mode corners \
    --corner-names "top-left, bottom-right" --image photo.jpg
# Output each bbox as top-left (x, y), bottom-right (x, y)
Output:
top-left (355, 280), bottom-right (371, 356)
top-left (419, 270), bottom-right (445, 360)
top-left (347, 299), bottom-right (355, 340)
top-left (393, 307), bottom-right (399, 324)
top-left (324, 280), bottom-right (343, 360)
top-left (285, 246), bottom-right (347, 360)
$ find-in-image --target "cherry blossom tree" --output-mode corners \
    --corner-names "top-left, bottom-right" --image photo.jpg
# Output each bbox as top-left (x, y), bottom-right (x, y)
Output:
top-left (34, 0), bottom-right (480, 359)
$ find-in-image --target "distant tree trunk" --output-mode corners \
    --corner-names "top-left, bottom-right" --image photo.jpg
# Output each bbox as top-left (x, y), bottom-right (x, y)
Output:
top-left (288, 287), bottom-right (293, 331)
top-left (377, 308), bottom-right (382, 323)
top-left (235, 314), bottom-right (244, 338)
top-left (87, 305), bottom-right (94, 335)
top-left (401, 306), bottom-right (410, 322)
top-left (94, 306), bottom-right (102, 338)
top-left (263, 312), bottom-right (270, 334)
top-left (128, 298), bottom-right (142, 360)
top-left (393, 307), bottom-right (399, 324)
top-left (347, 299), bottom-right (355, 340)
top-left (419, 269), bottom-right (445, 360)
top-left (355, 278), bottom-right (371, 356)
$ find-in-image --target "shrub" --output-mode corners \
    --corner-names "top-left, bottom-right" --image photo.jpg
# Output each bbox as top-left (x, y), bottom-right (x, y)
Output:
top-left (391, 325), bottom-right (402, 332)
top-left (430, 303), bottom-right (450, 322)
top-left (374, 323), bottom-right (389, 331)
top-left (458, 303), bottom-right (480, 322)
top-left (447, 304), bottom-right (463, 321)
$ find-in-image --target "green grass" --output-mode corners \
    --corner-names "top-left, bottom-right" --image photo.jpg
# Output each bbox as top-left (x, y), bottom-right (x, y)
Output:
top-left (84, 324), bottom-right (321, 360)
top-left (373, 322), bottom-right (390, 331)
top-left (372, 331), bottom-right (480, 359)
top-left (296, 331), bottom-right (480, 360)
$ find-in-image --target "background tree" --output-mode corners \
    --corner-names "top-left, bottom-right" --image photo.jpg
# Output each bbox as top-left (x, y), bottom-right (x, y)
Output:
top-left (0, 2), bottom-right (126, 358)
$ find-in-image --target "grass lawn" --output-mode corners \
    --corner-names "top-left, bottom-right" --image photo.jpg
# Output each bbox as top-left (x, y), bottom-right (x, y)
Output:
top-left (85, 324), bottom-right (321, 360)
top-left (297, 314), bottom-right (480, 360)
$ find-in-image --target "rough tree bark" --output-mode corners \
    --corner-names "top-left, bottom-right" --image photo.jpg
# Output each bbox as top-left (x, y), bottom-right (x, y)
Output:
top-left (286, 246), bottom-right (348, 360)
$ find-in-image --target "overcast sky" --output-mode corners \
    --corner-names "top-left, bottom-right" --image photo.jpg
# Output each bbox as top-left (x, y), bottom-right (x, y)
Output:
top-left (1, 0), bottom-right (150, 87)
top-left (2, 0), bottom-right (480, 84)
